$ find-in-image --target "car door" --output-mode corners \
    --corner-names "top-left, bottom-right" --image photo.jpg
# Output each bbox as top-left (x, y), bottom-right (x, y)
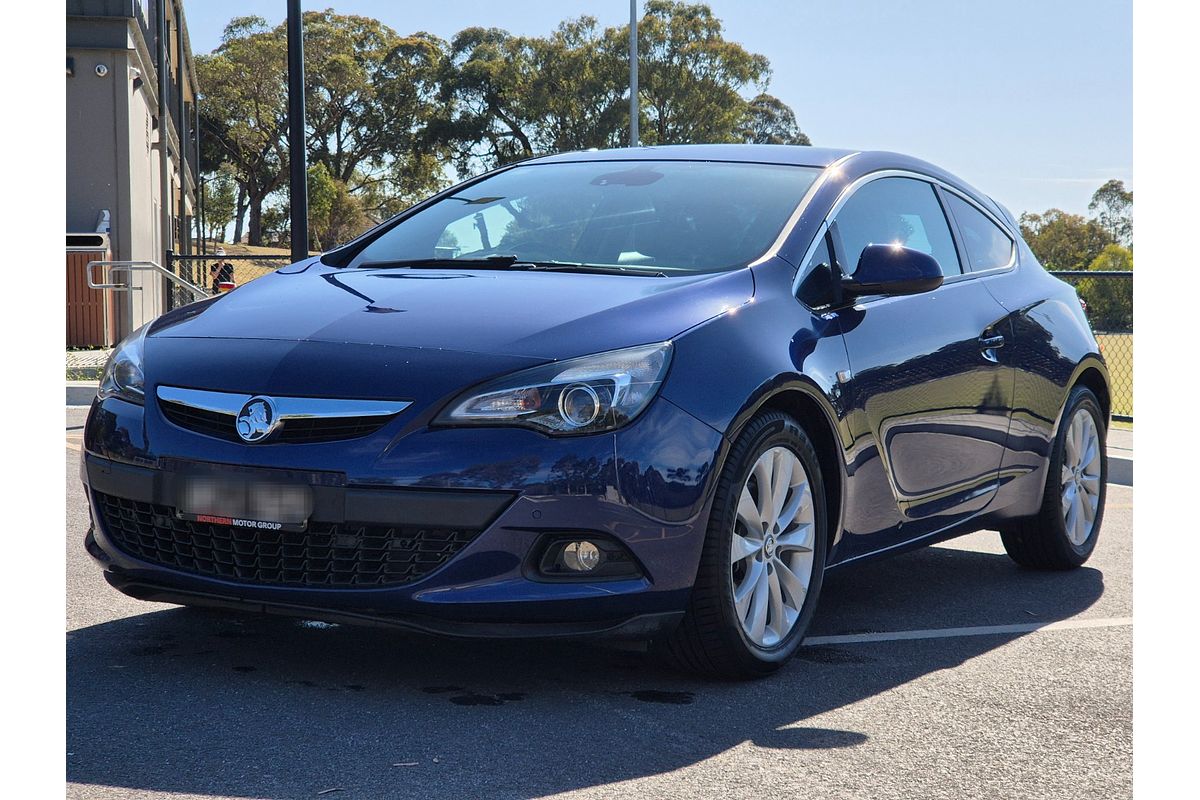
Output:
top-left (828, 175), bottom-right (1015, 560)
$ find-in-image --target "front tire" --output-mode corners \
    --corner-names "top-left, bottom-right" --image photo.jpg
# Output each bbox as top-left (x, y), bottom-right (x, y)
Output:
top-left (1001, 386), bottom-right (1107, 569)
top-left (662, 411), bottom-right (827, 679)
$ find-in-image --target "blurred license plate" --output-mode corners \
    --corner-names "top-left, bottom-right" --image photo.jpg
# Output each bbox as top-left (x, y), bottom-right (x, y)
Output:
top-left (176, 476), bottom-right (313, 532)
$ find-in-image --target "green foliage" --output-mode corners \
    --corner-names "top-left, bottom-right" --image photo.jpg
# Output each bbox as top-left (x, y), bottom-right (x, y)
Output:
top-left (197, 2), bottom-right (810, 245)
top-left (1019, 209), bottom-right (1115, 270)
top-left (259, 204), bottom-right (289, 246)
top-left (739, 93), bottom-right (811, 145)
top-left (1088, 179), bottom-right (1132, 247)
top-left (1019, 182), bottom-right (1133, 334)
top-left (432, 3), bottom-right (798, 173)
top-left (434, 26), bottom-right (542, 173)
top-left (632, 0), bottom-right (770, 145)
top-left (302, 12), bottom-right (448, 210)
top-left (196, 16), bottom-right (289, 245)
top-left (306, 163), bottom-right (371, 250)
top-left (202, 166), bottom-right (239, 243)
top-left (528, 18), bottom-right (629, 153)
top-left (1075, 244), bottom-right (1133, 331)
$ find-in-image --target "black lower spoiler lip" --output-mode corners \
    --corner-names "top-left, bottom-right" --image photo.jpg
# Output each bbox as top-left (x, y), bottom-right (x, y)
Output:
top-left (99, 567), bottom-right (682, 641)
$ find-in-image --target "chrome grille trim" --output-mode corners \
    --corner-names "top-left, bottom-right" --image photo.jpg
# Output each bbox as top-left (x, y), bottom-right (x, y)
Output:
top-left (156, 386), bottom-right (412, 419)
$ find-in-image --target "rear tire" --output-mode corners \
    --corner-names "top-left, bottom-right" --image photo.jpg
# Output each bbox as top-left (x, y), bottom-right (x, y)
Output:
top-left (660, 411), bottom-right (827, 679)
top-left (1001, 386), bottom-right (1106, 570)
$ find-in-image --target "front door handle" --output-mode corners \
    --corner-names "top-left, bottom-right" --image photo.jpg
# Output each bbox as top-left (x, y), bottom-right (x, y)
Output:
top-left (979, 333), bottom-right (1005, 363)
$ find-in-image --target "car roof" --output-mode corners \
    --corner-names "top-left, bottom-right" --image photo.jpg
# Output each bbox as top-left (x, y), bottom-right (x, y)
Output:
top-left (525, 144), bottom-right (858, 168)
top-left (525, 144), bottom-right (1012, 225)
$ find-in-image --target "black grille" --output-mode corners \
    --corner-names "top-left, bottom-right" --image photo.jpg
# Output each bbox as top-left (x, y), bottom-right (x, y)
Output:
top-left (96, 492), bottom-right (480, 588)
top-left (159, 400), bottom-right (395, 444)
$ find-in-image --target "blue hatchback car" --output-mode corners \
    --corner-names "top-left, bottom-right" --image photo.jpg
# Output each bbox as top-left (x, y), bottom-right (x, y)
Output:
top-left (83, 144), bottom-right (1110, 678)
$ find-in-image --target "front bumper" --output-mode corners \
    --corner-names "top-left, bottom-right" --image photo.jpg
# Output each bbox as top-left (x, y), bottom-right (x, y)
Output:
top-left (82, 392), bottom-right (726, 639)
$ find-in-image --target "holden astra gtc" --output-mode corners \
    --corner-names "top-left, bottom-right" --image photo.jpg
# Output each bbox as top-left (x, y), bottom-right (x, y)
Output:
top-left (83, 145), bottom-right (1110, 678)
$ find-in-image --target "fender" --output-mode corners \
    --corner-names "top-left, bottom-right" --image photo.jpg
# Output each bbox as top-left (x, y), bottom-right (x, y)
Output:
top-left (716, 374), bottom-right (850, 556)
top-left (1055, 354), bottom-right (1112, 437)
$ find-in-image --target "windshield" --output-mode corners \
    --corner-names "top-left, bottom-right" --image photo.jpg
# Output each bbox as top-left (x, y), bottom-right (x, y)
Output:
top-left (346, 160), bottom-right (822, 274)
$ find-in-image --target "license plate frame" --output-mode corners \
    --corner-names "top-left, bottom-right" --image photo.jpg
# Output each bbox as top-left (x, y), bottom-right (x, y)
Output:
top-left (175, 474), bottom-right (314, 533)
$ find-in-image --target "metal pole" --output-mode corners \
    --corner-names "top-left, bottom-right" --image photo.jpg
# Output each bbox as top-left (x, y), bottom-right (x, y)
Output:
top-left (175, 5), bottom-right (188, 255)
top-left (287, 0), bottom-right (309, 263)
top-left (195, 104), bottom-right (205, 255)
top-left (198, 177), bottom-right (206, 256)
top-left (629, 0), bottom-right (639, 146)
top-left (156, 0), bottom-right (171, 264)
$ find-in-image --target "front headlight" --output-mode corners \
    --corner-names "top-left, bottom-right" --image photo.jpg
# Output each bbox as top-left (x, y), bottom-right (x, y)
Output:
top-left (98, 324), bottom-right (149, 404)
top-left (436, 342), bottom-right (673, 435)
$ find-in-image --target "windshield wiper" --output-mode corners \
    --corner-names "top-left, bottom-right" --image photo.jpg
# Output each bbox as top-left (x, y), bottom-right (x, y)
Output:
top-left (358, 256), bottom-right (667, 277)
top-left (358, 255), bottom-right (523, 269)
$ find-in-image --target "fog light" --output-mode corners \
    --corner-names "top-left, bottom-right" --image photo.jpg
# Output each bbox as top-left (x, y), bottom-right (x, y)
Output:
top-left (535, 534), bottom-right (642, 580)
top-left (562, 540), bottom-right (602, 572)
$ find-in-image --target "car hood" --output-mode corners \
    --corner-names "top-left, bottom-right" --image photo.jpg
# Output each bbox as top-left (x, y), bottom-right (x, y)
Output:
top-left (151, 262), bottom-right (755, 361)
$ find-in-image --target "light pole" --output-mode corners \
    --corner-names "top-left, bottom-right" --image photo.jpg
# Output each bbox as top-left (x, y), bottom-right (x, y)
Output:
top-left (629, 0), bottom-right (639, 146)
top-left (287, 0), bottom-right (309, 262)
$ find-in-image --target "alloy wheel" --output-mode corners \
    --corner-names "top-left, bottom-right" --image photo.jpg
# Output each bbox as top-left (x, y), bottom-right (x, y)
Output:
top-left (730, 446), bottom-right (816, 648)
top-left (1061, 408), bottom-right (1102, 546)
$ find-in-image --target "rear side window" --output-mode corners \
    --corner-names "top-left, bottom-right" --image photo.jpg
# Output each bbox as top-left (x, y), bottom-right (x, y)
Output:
top-left (944, 193), bottom-right (1015, 271)
top-left (833, 177), bottom-right (962, 276)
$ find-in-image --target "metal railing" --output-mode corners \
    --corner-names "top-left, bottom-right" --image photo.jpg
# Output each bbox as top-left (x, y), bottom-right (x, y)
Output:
top-left (1050, 270), bottom-right (1133, 422)
top-left (86, 259), bottom-right (209, 305)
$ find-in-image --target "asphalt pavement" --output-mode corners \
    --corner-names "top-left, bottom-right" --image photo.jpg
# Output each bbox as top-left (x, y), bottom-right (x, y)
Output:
top-left (66, 406), bottom-right (1132, 799)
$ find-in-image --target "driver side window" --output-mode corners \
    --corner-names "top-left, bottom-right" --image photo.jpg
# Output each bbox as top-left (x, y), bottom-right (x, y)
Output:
top-left (834, 177), bottom-right (963, 276)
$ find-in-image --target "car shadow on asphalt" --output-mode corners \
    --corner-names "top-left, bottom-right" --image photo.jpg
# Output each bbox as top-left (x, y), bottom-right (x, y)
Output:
top-left (67, 543), bottom-right (1104, 799)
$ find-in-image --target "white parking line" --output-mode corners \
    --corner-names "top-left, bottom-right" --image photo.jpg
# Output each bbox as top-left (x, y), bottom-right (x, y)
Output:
top-left (805, 616), bottom-right (1132, 646)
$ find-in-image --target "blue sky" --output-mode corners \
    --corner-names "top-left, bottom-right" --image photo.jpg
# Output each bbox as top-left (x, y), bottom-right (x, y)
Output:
top-left (184, 0), bottom-right (1131, 217)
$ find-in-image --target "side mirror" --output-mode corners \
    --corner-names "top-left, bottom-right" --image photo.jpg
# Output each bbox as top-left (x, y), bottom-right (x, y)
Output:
top-left (841, 244), bottom-right (944, 298)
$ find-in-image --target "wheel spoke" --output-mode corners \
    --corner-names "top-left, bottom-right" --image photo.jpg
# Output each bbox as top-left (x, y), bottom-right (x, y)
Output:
top-left (766, 567), bottom-right (786, 643)
top-left (1080, 435), bottom-right (1099, 473)
top-left (752, 454), bottom-right (774, 524)
top-left (736, 486), bottom-right (764, 535)
top-left (1061, 481), bottom-right (1076, 515)
top-left (768, 451), bottom-right (793, 528)
top-left (734, 558), bottom-right (763, 619)
top-left (730, 533), bottom-right (760, 565)
top-left (777, 479), bottom-right (811, 533)
top-left (1065, 493), bottom-right (1080, 539)
top-left (776, 522), bottom-right (813, 553)
top-left (747, 565), bottom-right (770, 641)
top-left (1080, 475), bottom-right (1101, 497)
top-left (774, 555), bottom-right (809, 607)
top-left (1081, 493), bottom-right (1096, 523)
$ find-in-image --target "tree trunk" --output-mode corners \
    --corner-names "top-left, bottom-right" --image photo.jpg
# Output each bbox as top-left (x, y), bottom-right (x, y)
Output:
top-left (232, 183), bottom-right (248, 243)
top-left (247, 194), bottom-right (264, 246)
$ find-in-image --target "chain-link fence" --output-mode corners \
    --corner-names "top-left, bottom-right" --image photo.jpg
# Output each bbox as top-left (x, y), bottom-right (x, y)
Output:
top-left (1050, 270), bottom-right (1133, 421)
top-left (165, 251), bottom-right (293, 310)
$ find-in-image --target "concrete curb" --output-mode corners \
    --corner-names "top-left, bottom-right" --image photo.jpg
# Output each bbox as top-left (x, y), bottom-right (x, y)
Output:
top-left (67, 381), bottom-right (98, 407)
top-left (1108, 453), bottom-right (1133, 486)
